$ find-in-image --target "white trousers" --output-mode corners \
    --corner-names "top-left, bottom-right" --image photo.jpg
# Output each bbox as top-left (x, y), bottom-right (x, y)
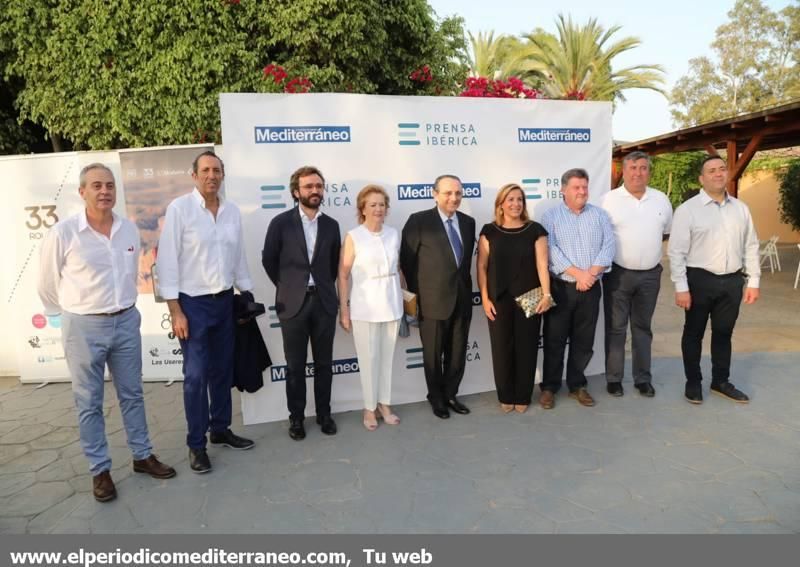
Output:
top-left (351, 319), bottom-right (400, 410)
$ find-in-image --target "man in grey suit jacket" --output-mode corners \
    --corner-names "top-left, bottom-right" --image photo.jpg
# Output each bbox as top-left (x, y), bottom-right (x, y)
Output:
top-left (263, 166), bottom-right (341, 440)
top-left (400, 174), bottom-right (476, 419)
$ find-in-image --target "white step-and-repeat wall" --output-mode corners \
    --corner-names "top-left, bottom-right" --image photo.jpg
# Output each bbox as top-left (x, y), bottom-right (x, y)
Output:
top-left (1, 94), bottom-right (611, 425)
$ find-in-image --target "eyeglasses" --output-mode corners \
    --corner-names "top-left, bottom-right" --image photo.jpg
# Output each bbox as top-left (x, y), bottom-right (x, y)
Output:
top-left (300, 183), bottom-right (324, 191)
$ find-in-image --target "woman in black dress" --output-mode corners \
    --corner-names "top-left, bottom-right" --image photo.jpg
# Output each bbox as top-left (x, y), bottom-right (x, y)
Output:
top-left (477, 183), bottom-right (553, 413)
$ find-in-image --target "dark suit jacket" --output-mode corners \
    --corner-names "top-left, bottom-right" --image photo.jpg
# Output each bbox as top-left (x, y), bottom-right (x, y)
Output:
top-left (400, 207), bottom-right (476, 320)
top-left (262, 207), bottom-right (341, 320)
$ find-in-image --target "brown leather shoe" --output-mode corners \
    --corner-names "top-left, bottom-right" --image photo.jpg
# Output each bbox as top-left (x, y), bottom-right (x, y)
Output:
top-left (539, 390), bottom-right (555, 410)
top-left (133, 455), bottom-right (177, 479)
top-left (92, 471), bottom-right (117, 502)
top-left (569, 387), bottom-right (596, 407)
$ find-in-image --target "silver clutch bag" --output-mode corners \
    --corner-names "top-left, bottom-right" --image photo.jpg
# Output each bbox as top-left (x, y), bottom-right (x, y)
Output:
top-left (514, 287), bottom-right (554, 318)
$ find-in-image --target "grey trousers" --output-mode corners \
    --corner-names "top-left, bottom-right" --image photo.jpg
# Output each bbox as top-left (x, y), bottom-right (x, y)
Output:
top-left (603, 263), bottom-right (662, 384)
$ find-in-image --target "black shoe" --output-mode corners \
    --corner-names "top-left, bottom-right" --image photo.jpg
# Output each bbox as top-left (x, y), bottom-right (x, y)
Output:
top-left (684, 384), bottom-right (703, 405)
top-left (606, 382), bottom-right (624, 397)
top-left (316, 414), bottom-right (337, 435)
top-left (635, 383), bottom-right (656, 397)
top-left (188, 448), bottom-right (212, 474)
top-left (710, 382), bottom-right (750, 403)
top-left (288, 418), bottom-right (306, 441)
top-left (209, 429), bottom-right (255, 450)
top-left (446, 397), bottom-right (470, 414)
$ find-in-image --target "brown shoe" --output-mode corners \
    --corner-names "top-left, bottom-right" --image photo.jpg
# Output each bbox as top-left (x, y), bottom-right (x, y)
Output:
top-left (92, 471), bottom-right (117, 502)
top-left (539, 390), bottom-right (555, 410)
top-left (569, 387), bottom-right (595, 407)
top-left (133, 454), bottom-right (177, 479)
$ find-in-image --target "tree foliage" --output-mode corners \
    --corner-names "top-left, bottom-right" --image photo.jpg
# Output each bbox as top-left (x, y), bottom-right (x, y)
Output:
top-left (0, 0), bottom-right (467, 151)
top-left (513, 15), bottom-right (665, 103)
top-left (778, 159), bottom-right (800, 232)
top-left (670, 0), bottom-right (800, 127)
top-left (647, 152), bottom-right (708, 207)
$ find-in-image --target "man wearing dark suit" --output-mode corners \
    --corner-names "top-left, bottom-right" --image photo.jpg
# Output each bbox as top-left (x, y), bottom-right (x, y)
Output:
top-left (400, 174), bottom-right (476, 419)
top-left (262, 166), bottom-right (342, 440)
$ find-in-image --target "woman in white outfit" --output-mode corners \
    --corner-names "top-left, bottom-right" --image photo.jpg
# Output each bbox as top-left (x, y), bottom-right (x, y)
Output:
top-left (338, 185), bottom-right (403, 430)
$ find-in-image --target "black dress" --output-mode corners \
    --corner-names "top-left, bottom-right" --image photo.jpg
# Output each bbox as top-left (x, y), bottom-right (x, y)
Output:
top-left (480, 221), bottom-right (548, 405)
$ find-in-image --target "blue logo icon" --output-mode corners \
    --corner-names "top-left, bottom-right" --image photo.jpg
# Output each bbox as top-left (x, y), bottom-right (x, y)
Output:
top-left (522, 178), bottom-right (543, 200)
top-left (398, 123), bottom-right (421, 146)
top-left (254, 126), bottom-right (351, 144)
top-left (405, 347), bottom-right (424, 369)
top-left (397, 183), bottom-right (482, 201)
top-left (270, 357), bottom-right (360, 382)
top-left (261, 185), bottom-right (287, 209)
top-left (518, 128), bottom-right (591, 143)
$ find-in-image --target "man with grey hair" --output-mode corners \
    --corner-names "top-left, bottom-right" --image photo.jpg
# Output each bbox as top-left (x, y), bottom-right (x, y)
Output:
top-left (38, 163), bottom-right (176, 503)
top-left (601, 152), bottom-right (672, 398)
top-left (400, 174), bottom-right (476, 419)
top-left (540, 168), bottom-right (615, 409)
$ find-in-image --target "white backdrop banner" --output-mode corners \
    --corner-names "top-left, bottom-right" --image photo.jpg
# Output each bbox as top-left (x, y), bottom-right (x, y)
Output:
top-left (219, 93), bottom-right (612, 425)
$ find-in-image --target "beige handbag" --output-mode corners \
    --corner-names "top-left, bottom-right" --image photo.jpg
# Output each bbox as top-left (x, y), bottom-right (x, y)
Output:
top-left (402, 289), bottom-right (418, 317)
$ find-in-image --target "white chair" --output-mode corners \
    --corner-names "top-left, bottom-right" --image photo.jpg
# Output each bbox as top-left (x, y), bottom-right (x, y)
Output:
top-left (794, 244), bottom-right (800, 290)
top-left (759, 236), bottom-right (781, 273)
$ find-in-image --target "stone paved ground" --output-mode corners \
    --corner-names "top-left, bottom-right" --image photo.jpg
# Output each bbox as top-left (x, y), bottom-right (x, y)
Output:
top-left (1, 244), bottom-right (798, 534)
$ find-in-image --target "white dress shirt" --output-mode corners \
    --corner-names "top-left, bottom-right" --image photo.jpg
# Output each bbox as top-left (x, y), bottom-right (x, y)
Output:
top-left (157, 188), bottom-right (253, 299)
top-left (668, 190), bottom-right (761, 292)
top-left (601, 185), bottom-right (673, 270)
top-left (437, 207), bottom-right (462, 264)
top-left (300, 207), bottom-right (322, 286)
top-left (38, 211), bottom-right (139, 315)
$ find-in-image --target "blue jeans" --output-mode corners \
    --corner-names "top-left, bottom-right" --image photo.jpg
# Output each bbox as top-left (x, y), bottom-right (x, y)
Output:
top-left (62, 308), bottom-right (152, 475)
top-left (178, 291), bottom-right (234, 449)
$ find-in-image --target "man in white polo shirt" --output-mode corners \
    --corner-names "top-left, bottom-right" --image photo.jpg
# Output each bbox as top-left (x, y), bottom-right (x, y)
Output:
top-left (601, 152), bottom-right (672, 398)
top-left (38, 163), bottom-right (176, 503)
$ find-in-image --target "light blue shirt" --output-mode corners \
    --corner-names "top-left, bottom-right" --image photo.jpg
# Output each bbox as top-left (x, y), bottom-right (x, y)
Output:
top-left (540, 202), bottom-right (615, 282)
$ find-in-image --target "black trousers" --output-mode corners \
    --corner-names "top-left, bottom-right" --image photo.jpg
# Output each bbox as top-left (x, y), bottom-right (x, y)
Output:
top-left (603, 263), bottom-right (662, 385)
top-left (419, 300), bottom-right (472, 405)
top-left (488, 294), bottom-right (541, 404)
top-left (542, 278), bottom-right (601, 393)
top-left (681, 268), bottom-right (744, 385)
top-left (280, 291), bottom-right (336, 420)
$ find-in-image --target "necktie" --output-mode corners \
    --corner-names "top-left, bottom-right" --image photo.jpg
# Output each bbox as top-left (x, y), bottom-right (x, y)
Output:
top-left (446, 218), bottom-right (463, 266)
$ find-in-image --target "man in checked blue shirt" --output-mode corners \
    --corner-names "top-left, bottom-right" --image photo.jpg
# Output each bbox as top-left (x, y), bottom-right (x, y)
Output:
top-left (539, 168), bottom-right (615, 409)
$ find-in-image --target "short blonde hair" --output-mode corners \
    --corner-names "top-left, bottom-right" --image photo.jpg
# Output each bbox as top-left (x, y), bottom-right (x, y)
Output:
top-left (356, 184), bottom-right (390, 224)
top-left (494, 183), bottom-right (529, 225)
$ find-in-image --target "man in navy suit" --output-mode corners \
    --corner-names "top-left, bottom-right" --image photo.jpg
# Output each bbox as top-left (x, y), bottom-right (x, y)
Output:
top-left (263, 166), bottom-right (341, 440)
top-left (400, 174), bottom-right (476, 419)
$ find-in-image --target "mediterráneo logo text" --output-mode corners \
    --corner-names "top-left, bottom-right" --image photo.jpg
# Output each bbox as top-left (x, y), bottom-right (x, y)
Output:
top-left (254, 126), bottom-right (351, 144)
top-left (518, 128), bottom-right (591, 143)
top-left (397, 183), bottom-right (482, 200)
top-left (270, 357), bottom-right (359, 382)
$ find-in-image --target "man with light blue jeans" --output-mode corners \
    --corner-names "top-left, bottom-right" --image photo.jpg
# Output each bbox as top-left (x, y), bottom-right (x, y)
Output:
top-left (38, 163), bottom-right (176, 502)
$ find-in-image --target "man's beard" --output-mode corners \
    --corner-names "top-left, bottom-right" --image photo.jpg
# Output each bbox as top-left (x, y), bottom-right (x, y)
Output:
top-left (299, 194), bottom-right (321, 209)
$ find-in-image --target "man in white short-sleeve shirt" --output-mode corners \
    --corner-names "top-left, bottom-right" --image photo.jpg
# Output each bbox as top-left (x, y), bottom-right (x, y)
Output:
top-left (601, 152), bottom-right (672, 398)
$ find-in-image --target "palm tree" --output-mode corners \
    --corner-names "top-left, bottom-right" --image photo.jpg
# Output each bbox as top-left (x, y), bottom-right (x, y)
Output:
top-left (515, 15), bottom-right (666, 103)
top-left (466, 31), bottom-right (517, 79)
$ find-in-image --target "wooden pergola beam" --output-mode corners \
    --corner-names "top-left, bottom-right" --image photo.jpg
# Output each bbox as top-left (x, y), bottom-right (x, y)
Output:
top-left (729, 133), bottom-right (764, 182)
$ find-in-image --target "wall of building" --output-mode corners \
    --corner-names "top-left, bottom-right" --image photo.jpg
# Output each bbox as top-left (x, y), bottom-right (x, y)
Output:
top-left (738, 169), bottom-right (800, 244)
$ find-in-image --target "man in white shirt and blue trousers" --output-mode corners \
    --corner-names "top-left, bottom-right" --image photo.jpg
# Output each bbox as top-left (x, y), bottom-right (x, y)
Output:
top-left (668, 155), bottom-right (761, 405)
top-left (38, 163), bottom-right (176, 503)
top-left (158, 151), bottom-right (255, 473)
top-left (601, 151), bottom-right (673, 398)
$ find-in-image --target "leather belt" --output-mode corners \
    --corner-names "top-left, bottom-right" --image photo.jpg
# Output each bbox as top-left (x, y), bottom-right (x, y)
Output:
top-left (89, 305), bottom-right (135, 317)
top-left (196, 288), bottom-right (233, 299)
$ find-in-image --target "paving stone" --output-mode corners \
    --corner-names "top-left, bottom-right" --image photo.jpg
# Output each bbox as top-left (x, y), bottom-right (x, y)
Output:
top-left (715, 520), bottom-right (795, 534)
top-left (30, 427), bottom-right (79, 450)
top-left (471, 508), bottom-right (556, 533)
top-left (556, 518), bottom-right (627, 534)
top-left (3, 450), bottom-right (59, 474)
top-left (0, 473), bottom-right (36, 498)
top-left (597, 500), bottom-right (715, 533)
top-left (36, 458), bottom-right (79, 483)
top-left (0, 421), bottom-right (21, 437)
top-left (757, 489), bottom-right (800, 531)
top-left (27, 492), bottom-right (90, 534)
top-left (0, 481), bottom-right (74, 517)
top-left (528, 491), bottom-right (595, 522)
top-left (89, 504), bottom-right (142, 534)
top-left (0, 423), bottom-right (54, 444)
top-left (0, 517), bottom-right (29, 534)
top-left (408, 489), bottom-right (488, 531)
top-left (0, 444), bottom-right (29, 466)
